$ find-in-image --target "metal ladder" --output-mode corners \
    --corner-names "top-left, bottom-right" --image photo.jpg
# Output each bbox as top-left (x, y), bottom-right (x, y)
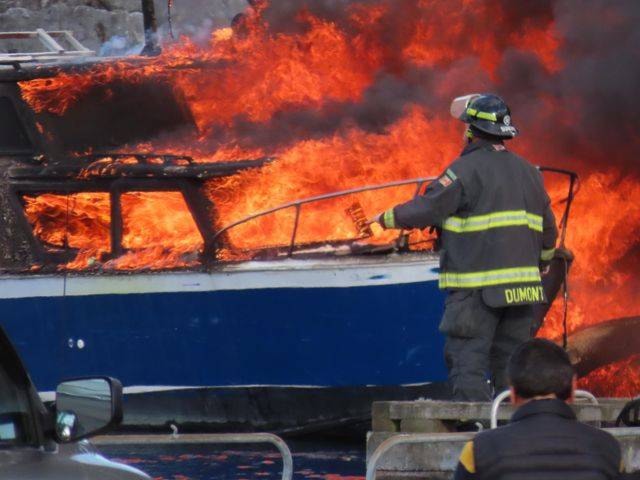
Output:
top-left (0, 29), bottom-right (94, 67)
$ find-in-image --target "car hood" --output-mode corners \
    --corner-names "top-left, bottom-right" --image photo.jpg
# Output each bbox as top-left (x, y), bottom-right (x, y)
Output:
top-left (0, 442), bottom-right (149, 480)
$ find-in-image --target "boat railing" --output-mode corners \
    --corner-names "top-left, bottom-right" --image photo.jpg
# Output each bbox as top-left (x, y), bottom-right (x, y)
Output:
top-left (93, 432), bottom-right (293, 480)
top-left (537, 166), bottom-right (579, 248)
top-left (213, 177), bottom-right (436, 257)
top-left (213, 167), bottom-right (578, 259)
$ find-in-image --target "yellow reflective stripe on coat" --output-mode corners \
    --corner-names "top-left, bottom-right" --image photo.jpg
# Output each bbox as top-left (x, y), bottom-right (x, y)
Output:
top-left (442, 210), bottom-right (543, 233)
top-left (439, 266), bottom-right (542, 289)
top-left (541, 248), bottom-right (556, 261)
top-left (459, 441), bottom-right (476, 473)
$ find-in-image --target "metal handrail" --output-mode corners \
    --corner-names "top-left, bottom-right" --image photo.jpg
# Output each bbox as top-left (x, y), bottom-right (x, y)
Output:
top-left (212, 177), bottom-right (435, 256)
top-left (490, 390), bottom-right (512, 429)
top-left (538, 166), bottom-right (579, 248)
top-left (490, 389), bottom-right (601, 429)
top-left (212, 167), bottom-right (578, 259)
top-left (366, 433), bottom-right (472, 480)
top-left (367, 390), bottom-right (603, 480)
top-left (93, 432), bottom-right (293, 480)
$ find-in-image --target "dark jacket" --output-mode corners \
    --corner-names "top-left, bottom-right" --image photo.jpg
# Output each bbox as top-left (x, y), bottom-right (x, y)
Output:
top-left (455, 398), bottom-right (622, 480)
top-left (383, 139), bottom-right (558, 306)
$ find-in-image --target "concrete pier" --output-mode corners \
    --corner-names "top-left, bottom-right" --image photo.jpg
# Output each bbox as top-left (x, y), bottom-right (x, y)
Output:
top-left (367, 398), bottom-right (640, 480)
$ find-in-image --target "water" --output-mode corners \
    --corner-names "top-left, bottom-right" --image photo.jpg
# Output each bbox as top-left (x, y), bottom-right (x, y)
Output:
top-left (100, 439), bottom-right (365, 480)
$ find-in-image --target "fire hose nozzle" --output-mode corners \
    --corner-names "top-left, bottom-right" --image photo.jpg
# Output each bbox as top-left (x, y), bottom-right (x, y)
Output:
top-left (346, 202), bottom-right (374, 238)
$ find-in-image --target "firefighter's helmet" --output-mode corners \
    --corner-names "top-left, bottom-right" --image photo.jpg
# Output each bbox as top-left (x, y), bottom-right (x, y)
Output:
top-left (450, 93), bottom-right (518, 138)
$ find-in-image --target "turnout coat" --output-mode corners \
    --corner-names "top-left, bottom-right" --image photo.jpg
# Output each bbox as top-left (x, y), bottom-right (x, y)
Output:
top-left (382, 138), bottom-right (558, 307)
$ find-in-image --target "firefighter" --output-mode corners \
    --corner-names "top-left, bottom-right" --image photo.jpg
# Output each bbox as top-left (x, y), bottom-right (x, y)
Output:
top-left (370, 93), bottom-right (558, 401)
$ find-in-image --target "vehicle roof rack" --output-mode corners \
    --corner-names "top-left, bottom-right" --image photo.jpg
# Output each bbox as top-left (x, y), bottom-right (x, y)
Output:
top-left (0, 29), bottom-right (95, 69)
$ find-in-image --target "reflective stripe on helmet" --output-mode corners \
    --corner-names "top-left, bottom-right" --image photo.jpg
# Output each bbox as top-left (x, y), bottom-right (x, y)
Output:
top-left (442, 210), bottom-right (543, 233)
top-left (465, 107), bottom-right (498, 122)
top-left (439, 266), bottom-right (542, 289)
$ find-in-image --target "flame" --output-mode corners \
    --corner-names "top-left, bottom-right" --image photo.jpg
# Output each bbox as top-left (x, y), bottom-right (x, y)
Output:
top-left (579, 355), bottom-right (640, 398)
top-left (24, 193), bottom-right (111, 253)
top-left (24, 192), bottom-right (201, 270)
top-left (540, 174), bottom-right (640, 335)
top-left (16, 1), bottom-right (639, 395)
top-left (209, 107), bottom-right (457, 250)
top-left (538, 173), bottom-right (640, 395)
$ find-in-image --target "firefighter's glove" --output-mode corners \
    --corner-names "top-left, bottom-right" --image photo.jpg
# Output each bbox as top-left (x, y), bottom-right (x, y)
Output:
top-left (367, 209), bottom-right (396, 230)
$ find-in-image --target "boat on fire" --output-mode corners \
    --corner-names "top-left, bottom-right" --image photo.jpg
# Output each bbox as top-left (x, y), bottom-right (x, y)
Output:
top-left (0, 43), bottom-right (453, 434)
top-left (0, 30), bottom-right (577, 435)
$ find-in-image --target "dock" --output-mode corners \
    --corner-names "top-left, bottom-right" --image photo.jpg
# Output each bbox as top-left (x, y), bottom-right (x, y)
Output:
top-left (367, 398), bottom-right (640, 480)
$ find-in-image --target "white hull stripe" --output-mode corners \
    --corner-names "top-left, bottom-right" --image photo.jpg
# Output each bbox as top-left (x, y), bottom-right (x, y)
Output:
top-left (0, 257), bottom-right (439, 299)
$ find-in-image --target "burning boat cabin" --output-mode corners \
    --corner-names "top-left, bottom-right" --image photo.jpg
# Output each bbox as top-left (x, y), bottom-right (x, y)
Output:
top-left (0, 55), bottom-right (452, 433)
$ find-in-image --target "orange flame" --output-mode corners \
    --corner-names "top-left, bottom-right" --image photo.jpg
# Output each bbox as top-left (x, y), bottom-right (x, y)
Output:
top-left (24, 192), bottom-right (201, 270)
top-left (16, 1), bottom-right (639, 396)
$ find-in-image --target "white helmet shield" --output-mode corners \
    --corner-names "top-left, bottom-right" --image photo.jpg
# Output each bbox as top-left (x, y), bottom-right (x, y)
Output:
top-left (450, 93), bottom-right (481, 119)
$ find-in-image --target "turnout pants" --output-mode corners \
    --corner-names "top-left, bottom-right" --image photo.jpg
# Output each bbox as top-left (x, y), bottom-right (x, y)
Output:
top-left (440, 290), bottom-right (535, 401)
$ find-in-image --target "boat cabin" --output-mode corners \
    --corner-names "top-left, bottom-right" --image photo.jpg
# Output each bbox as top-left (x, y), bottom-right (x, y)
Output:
top-left (0, 40), bottom-right (435, 273)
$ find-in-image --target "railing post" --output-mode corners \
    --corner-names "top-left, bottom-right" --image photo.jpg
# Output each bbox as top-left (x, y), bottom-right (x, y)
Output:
top-left (288, 204), bottom-right (301, 257)
top-left (490, 390), bottom-right (511, 429)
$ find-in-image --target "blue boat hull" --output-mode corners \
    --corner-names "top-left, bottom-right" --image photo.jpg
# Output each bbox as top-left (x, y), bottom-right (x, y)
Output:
top-left (0, 255), bottom-right (448, 431)
top-left (4, 282), bottom-right (446, 390)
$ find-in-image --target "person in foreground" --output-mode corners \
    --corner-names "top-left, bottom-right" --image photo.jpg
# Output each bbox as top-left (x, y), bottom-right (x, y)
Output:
top-left (454, 338), bottom-right (622, 480)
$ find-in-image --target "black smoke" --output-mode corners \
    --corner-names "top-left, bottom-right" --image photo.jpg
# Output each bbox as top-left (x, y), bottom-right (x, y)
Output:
top-left (139, 0), bottom-right (640, 179)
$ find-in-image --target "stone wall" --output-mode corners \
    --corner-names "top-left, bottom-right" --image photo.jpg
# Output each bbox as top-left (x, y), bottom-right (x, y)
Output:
top-left (0, 0), bottom-right (247, 55)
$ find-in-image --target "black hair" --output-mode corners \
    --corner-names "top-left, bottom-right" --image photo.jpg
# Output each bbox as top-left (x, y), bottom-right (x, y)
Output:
top-left (507, 339), bottom-right (575, 401)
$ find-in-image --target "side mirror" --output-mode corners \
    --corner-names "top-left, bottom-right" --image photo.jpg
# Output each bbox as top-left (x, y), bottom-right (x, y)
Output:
top-left (55, 377), bottom-right (123, 443)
